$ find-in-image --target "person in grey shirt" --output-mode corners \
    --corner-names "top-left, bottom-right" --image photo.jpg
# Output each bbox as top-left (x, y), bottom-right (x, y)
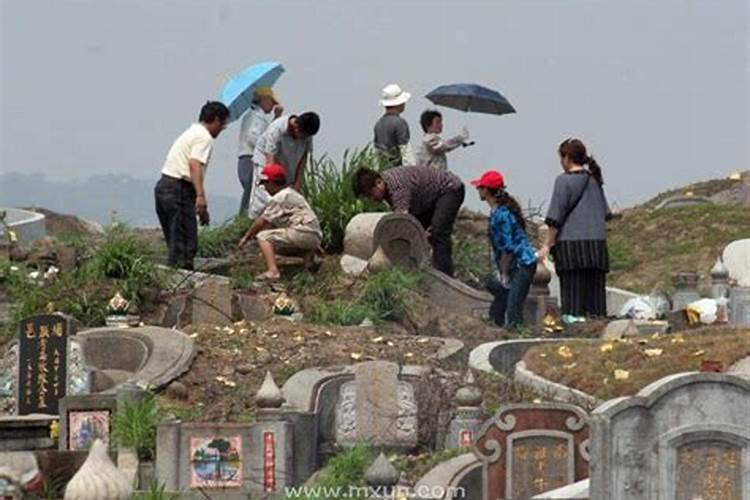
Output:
top-left (373, 83), bottom-right (415, 167)
top-left (538, 138), bottom-right (613, 317)
top-left (248, 112), bottom-right (320, 217)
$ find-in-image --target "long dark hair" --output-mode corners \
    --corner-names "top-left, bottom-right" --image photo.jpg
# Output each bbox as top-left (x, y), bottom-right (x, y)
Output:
top-left (559, 138), bottom-right (604, 185)
top-left (489, 188), bottom-right (526, 231)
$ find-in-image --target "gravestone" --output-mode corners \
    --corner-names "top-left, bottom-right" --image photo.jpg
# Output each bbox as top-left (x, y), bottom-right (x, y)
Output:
top-left (590, 372), bottom-right (750, 499)
top-left (17, 314), bottom-right (74, 415)
top-left (729, 287), bottom-right (750, 326)
top-left (723, 239), bottom-right (750, 287)
top-left (654, 195), bottom-right (713, 210)
top-left (671, 272), bottom-right (700, 311)
top-left (343, 212), bottom-right (430, 269)
top-left (473, 403), bottom-right (590, 500)
top-left (334, 361), bottom-right (418, 449)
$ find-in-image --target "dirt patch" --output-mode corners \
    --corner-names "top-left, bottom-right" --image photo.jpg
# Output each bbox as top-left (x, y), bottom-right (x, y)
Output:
top-left (159, 319), bottom-right (449, 422)
top-left (522, 327), bottom-right (750, 401)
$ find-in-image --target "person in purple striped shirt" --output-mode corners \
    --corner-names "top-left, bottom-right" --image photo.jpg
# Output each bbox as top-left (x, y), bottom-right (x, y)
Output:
top-left (353, 165), bottom-right (465, 276)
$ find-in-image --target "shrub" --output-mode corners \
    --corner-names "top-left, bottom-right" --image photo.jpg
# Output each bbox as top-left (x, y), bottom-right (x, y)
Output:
top-left (608, 240), bottom-right (635, 272)
top-left (309, 300), bottom-right (376, 326)
top-left (289, 444), bottom-right (373, 500)
top-left (89, 224), bottom-right (164, 303)
top-left (197, 216), bottom-right (252, 258)
top-left (112, 393), bottom-right (160, 461)
top-left (361, 268), bottom-right (422, 321)
top-left (302, 147), bottom-right (387, 252)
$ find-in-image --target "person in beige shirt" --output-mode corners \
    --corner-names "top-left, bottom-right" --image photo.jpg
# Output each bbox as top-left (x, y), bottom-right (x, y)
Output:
top-left (416, 109), bottom-right (469, 171)
top-left (238, 164), bottom-right (322, 280)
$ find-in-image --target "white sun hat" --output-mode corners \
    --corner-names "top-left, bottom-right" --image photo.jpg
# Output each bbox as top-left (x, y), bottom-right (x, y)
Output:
top-left (380, 83), bottom-right (411, 107)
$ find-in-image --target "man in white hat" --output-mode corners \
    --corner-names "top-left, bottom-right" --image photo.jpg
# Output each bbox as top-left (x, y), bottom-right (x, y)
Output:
top-left (373, 83), bottom-right (415, 167)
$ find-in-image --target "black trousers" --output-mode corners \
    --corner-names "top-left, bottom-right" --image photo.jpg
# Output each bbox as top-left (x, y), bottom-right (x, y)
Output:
top-left (559, 269), bottom-right (607, 317)
top-left (154, 175), bottom-right (198, 270)
top-left (416, 185), bottom-right (465, 277)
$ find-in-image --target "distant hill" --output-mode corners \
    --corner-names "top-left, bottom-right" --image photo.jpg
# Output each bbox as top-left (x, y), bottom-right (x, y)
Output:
top-left (607, 173), bottom-right (750, 294)
top-left (0, 172), bottom-right (238, 227)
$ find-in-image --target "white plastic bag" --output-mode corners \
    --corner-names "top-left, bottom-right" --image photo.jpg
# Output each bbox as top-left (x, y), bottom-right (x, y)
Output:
top-left (618, 296), bottom-right (656, 320)
top-left (687, 298), bottom-right (718, 325)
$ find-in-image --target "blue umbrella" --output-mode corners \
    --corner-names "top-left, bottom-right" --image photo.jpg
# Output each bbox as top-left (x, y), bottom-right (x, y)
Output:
top-left (219, 61), bottom-right (285, 123)
top-left (425, 83), bottom-right (516, 116)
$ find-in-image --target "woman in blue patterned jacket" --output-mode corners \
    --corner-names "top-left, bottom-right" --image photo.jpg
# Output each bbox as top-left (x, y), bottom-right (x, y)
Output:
top-left (471, 170), bottom-right (537, 328)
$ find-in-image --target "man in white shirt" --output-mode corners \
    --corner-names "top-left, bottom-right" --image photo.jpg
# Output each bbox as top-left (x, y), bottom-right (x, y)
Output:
top-left (154, 101), bottom-right (229, 270)
top-left (248, 112), bottom-right (320, 217)
top-left (236, 87), bottom-right (282, 215)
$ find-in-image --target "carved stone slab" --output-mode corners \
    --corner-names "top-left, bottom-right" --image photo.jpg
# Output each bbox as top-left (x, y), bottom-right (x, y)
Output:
top-left (473, 403), bottom-right (589, 500)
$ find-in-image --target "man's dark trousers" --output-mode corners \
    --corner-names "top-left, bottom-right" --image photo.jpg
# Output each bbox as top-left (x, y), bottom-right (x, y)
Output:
top-left (416, 185), bottom-right (465, 277)
top-left (154, 175), bottom-right (198, 270)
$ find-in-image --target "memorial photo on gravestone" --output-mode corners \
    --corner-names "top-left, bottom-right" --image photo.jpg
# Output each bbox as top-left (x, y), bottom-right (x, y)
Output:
top-left (17, 314), bottom-right (73, 415)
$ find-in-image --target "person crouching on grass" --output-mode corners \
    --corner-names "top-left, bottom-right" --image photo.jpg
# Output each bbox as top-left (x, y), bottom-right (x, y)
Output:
top-left (237, 164), bottom-right (323, 281)
top-left (472, 170), bottom-right (537, 328)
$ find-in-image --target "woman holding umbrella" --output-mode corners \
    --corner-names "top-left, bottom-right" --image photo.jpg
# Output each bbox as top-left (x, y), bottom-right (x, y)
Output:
top-left (236, 87), bottom-right (283, 215)
top-left (537, 138), bottom-right (612, 318)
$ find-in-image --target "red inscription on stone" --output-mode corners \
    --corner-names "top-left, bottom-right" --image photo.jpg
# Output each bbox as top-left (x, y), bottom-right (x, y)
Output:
top-left (263, 432), bottom-right (275, 493)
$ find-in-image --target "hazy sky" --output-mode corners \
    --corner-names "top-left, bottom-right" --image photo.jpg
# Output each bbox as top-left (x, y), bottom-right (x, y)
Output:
top-left (1, 0), bottom-right (748, 213)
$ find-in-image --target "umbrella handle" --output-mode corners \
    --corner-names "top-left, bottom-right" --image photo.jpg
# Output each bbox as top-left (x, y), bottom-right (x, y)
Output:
top-left (462, 141), bottom-right (476, 148)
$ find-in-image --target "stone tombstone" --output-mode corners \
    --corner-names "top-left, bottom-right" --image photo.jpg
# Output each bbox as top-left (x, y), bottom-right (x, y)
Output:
top-left (343, 212), bottom-right (430, 269)
top-left (671, 272), bottom-right (700, 311)
top-left (334, 361), bottom-right (418, 449)
top-left (729, 286), bottom-right (750, 326)
top-left (17, 314), bottom-right (74, 415)
top-left (473, 403), bottom-right (590, 500)
top-left (723, 239), bottom-right (750, 287)
top-left (590, 372), bottom-right (750, 500)
top-left (58, 393), bottom-right (118, 451)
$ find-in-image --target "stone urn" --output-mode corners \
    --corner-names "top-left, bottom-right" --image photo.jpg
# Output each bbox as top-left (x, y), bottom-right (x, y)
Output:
top-left (105, 314), bottom-right (140, 328)
top-left (671, 272), bottom-right (701, 311)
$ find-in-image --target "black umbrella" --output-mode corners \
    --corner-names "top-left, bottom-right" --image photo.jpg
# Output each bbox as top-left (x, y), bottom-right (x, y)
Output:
top-left (425, 83), bottom-right (516, 116)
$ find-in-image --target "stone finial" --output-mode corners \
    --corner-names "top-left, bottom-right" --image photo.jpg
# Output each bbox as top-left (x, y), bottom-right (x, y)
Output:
top-left (367, 246), bottom-right (392, 273)
top-left (64, 439), bottom-right (133, 500)
top-left (711, 258), bottom-right (729, 280)
top-left (530, 260), bottom-right (552, 296)
top-left (366, 452), bottom-right (399, 488)
top-left (455, 369), bottom-right (482, 407)
top-left (256, 371), bottom-right (284, 408)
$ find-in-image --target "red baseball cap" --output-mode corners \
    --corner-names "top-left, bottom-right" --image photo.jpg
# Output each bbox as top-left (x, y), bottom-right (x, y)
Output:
top-left (260, 164), bottom-right (287, 184)
top-left (470, 170), bottom-right (505, 190)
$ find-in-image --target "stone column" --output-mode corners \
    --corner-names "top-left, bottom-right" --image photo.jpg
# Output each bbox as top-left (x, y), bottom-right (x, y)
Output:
top-left (525, 260), bottom-right (558, 325)
top-left (710, 258), bottom-right (730, 299)
top-left (444, 370), bottom-right (484, 449)
top-left (671, 272), bottom-right (700, 311)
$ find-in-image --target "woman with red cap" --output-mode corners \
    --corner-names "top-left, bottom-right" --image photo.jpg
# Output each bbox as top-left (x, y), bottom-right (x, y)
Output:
top-left (471, 170), bottom-right (537, 328)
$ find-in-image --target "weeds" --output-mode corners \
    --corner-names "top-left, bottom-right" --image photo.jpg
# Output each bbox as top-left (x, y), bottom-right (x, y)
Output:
top-left (230, 265), bottom-right (255, 290)
top-left (197, 216), bottom-right (253, 258)
top-left (133, 481), bottom-right (180, 500)
top-left (361, 268), bottom-right (422, 321)
top-left (309, 300), bottom-right (376, 326)
top-left (112, 393), bottom-right (161, 461)
top-left (302, 147), bottom-right (387, 252)
top-left (290, 444), bottom-right (373, 499)
top-left (608, 240), bottom-right (635, 272)
top-left (453, 236), bottom-right (491, 288)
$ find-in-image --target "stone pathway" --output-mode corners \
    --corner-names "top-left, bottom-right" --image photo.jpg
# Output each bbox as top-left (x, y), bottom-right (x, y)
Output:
top-left (728, 355), bottom-right (750, 379)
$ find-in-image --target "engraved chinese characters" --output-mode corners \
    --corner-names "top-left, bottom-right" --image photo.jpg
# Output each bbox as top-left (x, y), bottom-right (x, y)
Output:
top-left (17, 314), bottom-right (73, 415)
top-left (473, 403), bottom-right (590, 500)
top-left (676, 442), bottom-right (742, 500)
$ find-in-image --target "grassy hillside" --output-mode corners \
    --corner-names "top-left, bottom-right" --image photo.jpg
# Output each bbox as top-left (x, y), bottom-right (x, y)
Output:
top-left (643, 177), bottom-right (741, 208)
top-left (607, 204), bottom-right (750, 293)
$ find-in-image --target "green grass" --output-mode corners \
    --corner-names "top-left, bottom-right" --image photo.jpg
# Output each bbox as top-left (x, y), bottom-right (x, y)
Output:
top-left (453, 236), bottom-right (492, 288)
top-left (288, 445), bottom-right (373, 500)
top-left (361, 268), bottom-right (422, 321)
top-left (112, 393), bottom-right (161, 461)
top-left (197, 215), bottom-right (253, 258)
top-left (302, 146), bottom-right (388, 253)
top-left (608, 240), bottom-right (635, 272)
top-left (309, 300), bottom-right (376, 326)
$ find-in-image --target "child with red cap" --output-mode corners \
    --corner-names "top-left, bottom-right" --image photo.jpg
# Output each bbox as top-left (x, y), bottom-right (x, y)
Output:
top-left (238, 164), bottom-right (322, 280)
top-left (471, 170), bottom-right (537, 328)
